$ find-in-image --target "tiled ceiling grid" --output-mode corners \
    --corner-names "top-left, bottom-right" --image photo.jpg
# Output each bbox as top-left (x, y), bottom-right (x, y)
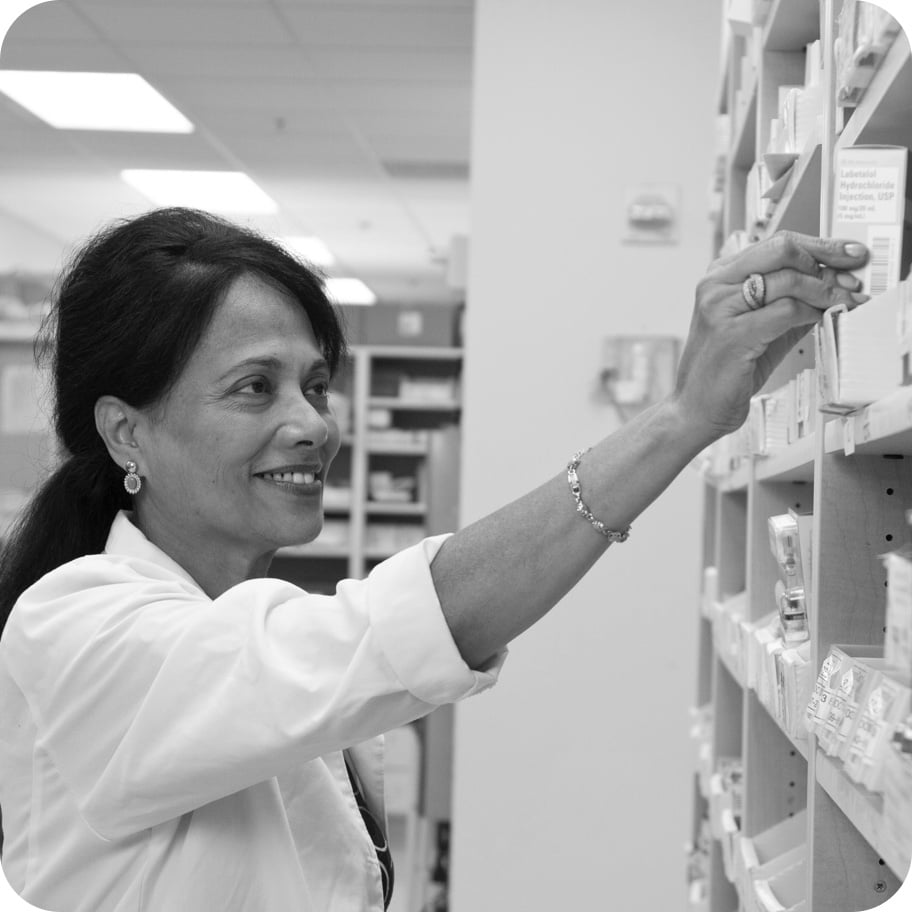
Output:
top-left (0, 0), bottom-right (474, 303)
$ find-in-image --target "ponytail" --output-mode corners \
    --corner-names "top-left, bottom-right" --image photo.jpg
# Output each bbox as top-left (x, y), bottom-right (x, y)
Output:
top-left (0, 454), bottom-right (128, 634)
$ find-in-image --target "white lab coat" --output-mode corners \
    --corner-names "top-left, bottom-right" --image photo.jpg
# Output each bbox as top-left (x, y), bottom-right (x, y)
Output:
top-left (0, 511), bottom-right (505, 911)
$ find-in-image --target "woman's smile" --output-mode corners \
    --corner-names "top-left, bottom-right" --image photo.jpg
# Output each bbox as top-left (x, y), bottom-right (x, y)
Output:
top-left (255, 466), bottom-right (324, 495)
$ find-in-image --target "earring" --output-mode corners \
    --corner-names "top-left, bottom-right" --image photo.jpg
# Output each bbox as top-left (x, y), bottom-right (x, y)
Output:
top-left (124, 461), bottom-right (142, 495)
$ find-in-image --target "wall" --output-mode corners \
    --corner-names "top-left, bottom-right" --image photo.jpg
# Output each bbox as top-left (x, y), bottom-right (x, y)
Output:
top-left (452, 1), bottom-right (721, 909)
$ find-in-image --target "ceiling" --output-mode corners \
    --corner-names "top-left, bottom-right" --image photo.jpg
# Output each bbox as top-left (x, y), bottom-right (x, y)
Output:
top-left (0, 0), bottom-right (474, 304)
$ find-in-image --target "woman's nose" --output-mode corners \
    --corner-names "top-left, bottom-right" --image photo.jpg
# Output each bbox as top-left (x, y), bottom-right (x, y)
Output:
top-left (276, 391), bottom-right (331, 448)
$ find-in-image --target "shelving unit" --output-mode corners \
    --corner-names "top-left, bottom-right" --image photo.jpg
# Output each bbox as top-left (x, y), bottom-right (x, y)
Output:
top-left (269, 342), bottom-right (462, 912)
top-left (694, 2), bottom-right (912, 910)
top-left (270, 343), bottom-right (463, 589)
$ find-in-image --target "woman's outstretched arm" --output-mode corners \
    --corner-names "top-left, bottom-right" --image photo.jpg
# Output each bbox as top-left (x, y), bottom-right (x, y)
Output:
top-left (431, 231), bottom-right (870, 668)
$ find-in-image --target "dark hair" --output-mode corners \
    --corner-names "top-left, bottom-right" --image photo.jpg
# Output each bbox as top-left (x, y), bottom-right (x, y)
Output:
top-left (0, 207), bottom-right (348, 633)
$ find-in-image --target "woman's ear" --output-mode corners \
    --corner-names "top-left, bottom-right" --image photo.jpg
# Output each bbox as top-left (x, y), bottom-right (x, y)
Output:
top-left (94, 396), bottom-right (142, 471)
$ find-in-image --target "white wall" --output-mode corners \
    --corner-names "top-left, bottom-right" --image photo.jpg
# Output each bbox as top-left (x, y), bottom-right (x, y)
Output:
top-left (452, 2), bottom-right (721, 909)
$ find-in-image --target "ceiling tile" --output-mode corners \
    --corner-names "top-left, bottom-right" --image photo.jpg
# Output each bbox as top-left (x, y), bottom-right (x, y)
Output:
top-left (77, 4), bottom-right (295, 46)
top-left (62, 130), bottom-right (231, 171)
top-left (277, 0), bottom-right (471, 7)
top-left (279, 7), bottom-right (473, 48)
top-left (0, 170), bottom-right (159, 245)
top-left (191, 108), bottom-right (351, 140)
top-left (117, 42), bottom-right (314, 80)
top-left (169, 77), bottom-right (338, 112)
top-left (372, 134), bottom-right (471, 163)
top-left (330, 81), bottom-right (471, 114)
top-left (305, 47), bottom-right (471, 82)
top-left (0, 39), bottom-right (128, 71)
top-left (347, 109), bottom-right (469, 134)
top-left (6, 1), bottom-right (102, 43)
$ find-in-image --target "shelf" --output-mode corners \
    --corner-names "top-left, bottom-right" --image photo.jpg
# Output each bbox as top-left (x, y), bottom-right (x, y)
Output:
top-left (755, 434), bottom-right (816, 483)
top-left (838, 33), bottom-right (912, 151)
top-left (756, 687), bottom-right (811, 761)
top-left (274, 544), bottom-right (350, 559)
top-left (366, 441), bottom-right (429, 456)
top-left (365, 549), bottom-right (398, 561)
top-left (718, 642), bottom-right (746, 690)
top-left (0, 322), bottom-right (40, 342)
top-left (718, 27), bottom-right (731, 115)
top-left (732, 71), bottom-right (758, 170)
top-left (366, 501), bottom-right (427, 516)
top-left (815, 750), bottom-right (910, 879)
top-left (762, 0), bottom-right (820, 52)
top-left (368, 397), bottom-right (461, 412)
top-left (716, 462), bottom-right (750, 493)
top-left (362, 345), bottom-right (463, 361)
top-left (761, 136), bottom-right (822, 238)
top-left (823, 386), bottom-right (912, 456)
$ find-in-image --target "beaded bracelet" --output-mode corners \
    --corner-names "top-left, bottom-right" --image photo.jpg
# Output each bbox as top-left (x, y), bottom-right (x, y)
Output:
top-left (566, 449), bottom-right (631, 543)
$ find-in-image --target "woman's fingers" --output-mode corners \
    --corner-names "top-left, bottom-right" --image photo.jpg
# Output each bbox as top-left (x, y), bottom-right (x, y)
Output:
top-left (744, 266), bottom-right (870, 313)
top-left (712, 230), bottom-right (868, 281)
top-left (741, 297), bottom-right (826, 346)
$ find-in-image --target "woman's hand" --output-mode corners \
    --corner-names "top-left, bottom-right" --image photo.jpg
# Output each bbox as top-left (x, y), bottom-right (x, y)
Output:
top-left (671, 231), bottom-right (870, 442)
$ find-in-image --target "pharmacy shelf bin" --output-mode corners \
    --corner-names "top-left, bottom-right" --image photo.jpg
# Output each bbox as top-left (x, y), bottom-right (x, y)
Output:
top-left (754, 436), bottom-right (816, 484)
top-left (761, 139), bottom-right (821, 239)
top-left (808, 775), bottom-right (902, 910)
top-left (815, 750), bottom-right (910, 879)
top-left (813, 453), bottom-right (912, 651)
top-left (742, 692), bottom-right (808, 838)
top-left (824, 387), bottom-right (912, 456)
top-left (838, 30), bottom-right (912, 150)
top-left (762, 0), bottom-right (819, 52)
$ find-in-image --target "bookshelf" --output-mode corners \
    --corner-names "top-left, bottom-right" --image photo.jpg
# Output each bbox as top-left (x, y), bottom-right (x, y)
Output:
top-left (692, 2), bottom-right (912, 911)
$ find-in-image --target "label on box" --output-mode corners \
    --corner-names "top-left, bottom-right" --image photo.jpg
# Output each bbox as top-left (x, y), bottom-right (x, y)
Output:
top-left (807, 649), bottom-right (840, 731)
top-left (886, 551), bottom-right (912, 670)
top-left (835, 167), bottom-right (902, 223)
top-left (834, 146), bottom-right (908, 298)
top-left (843, 416), bottom-right (856, 455)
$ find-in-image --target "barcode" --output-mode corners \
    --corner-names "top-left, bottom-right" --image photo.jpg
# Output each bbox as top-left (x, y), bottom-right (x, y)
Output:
top-left (868, 235), bottom-right (893, 297)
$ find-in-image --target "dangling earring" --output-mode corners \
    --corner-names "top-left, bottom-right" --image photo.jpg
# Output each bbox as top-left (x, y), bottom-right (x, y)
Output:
top-left (124, 460), bottom-right (142, 495)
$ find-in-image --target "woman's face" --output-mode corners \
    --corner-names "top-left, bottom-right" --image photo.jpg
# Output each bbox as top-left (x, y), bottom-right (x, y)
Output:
top-left (134, 272), bottom-right (341, 568)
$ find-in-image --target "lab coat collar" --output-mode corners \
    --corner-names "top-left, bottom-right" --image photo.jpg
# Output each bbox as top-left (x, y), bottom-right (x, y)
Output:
top-left (104, 510), bottom-right (203, 591)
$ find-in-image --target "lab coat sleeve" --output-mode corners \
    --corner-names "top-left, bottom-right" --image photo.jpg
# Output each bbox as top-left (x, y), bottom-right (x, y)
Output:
top-left (2, 534), bottom-right (506, 840)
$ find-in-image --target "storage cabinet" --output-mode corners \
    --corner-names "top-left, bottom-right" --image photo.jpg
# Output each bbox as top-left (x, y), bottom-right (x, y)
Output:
top-left (691, 2), bottom-right (912, 910)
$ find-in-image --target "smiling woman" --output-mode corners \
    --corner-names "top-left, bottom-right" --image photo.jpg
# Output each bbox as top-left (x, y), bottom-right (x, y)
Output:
top-left (94, 272), bottom-right (343, 596)
top-left (0, 206), bottom-right (871, 912)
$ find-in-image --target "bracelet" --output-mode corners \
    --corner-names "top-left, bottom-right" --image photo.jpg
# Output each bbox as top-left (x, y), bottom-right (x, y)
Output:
top-left (566, 449), bottom-right (631, 543)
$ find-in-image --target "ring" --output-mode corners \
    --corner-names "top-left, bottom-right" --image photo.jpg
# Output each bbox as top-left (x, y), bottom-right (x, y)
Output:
top-left (741, 273), bottom-right (766, 310)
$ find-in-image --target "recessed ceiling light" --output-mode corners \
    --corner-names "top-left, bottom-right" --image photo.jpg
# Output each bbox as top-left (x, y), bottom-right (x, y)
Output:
top-left (280, 236), bottom-right (335, 267)
top-left (121, 169), bottom-right (279, 214)
top-left (323, 278), bottom-right (377, 306)
top-left (0, 70), bottom-right (194, 133)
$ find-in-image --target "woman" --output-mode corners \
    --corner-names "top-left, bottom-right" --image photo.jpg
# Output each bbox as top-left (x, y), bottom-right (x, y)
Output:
top-left (0, 207), bottom-right (868, 912)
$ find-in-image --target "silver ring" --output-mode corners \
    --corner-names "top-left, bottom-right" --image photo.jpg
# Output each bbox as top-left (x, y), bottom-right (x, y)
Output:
top-left (741, 273), bottom-right (766, 310)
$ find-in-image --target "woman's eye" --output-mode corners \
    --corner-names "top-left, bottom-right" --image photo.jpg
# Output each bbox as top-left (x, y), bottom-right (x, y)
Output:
top-left (307, 381), bottom-right (331, 400)
top-left (238, 378), bottom-right (271, 396)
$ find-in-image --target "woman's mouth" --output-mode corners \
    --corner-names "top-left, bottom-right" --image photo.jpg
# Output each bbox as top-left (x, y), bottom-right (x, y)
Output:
top-left (259, 471), bottom-right (317, 485)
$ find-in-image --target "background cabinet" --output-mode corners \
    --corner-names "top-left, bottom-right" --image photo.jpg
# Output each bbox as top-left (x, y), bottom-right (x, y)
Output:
top-left (270, 343), bottom-right (463, 588)
top-left (691, 1), bottom-right (912, 910)
top-left (268, 342), bottom-right (463, 912)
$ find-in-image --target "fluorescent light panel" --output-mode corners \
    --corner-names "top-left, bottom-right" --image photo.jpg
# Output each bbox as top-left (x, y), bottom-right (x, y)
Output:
top-left (0, 70), bottom-right (194, 133)
top-left (121, 169), bottom-right (279, 214)
top-left (324, 278), bottom-right (376, 306)
top-left (280, 236), bottom-right (335, 267)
